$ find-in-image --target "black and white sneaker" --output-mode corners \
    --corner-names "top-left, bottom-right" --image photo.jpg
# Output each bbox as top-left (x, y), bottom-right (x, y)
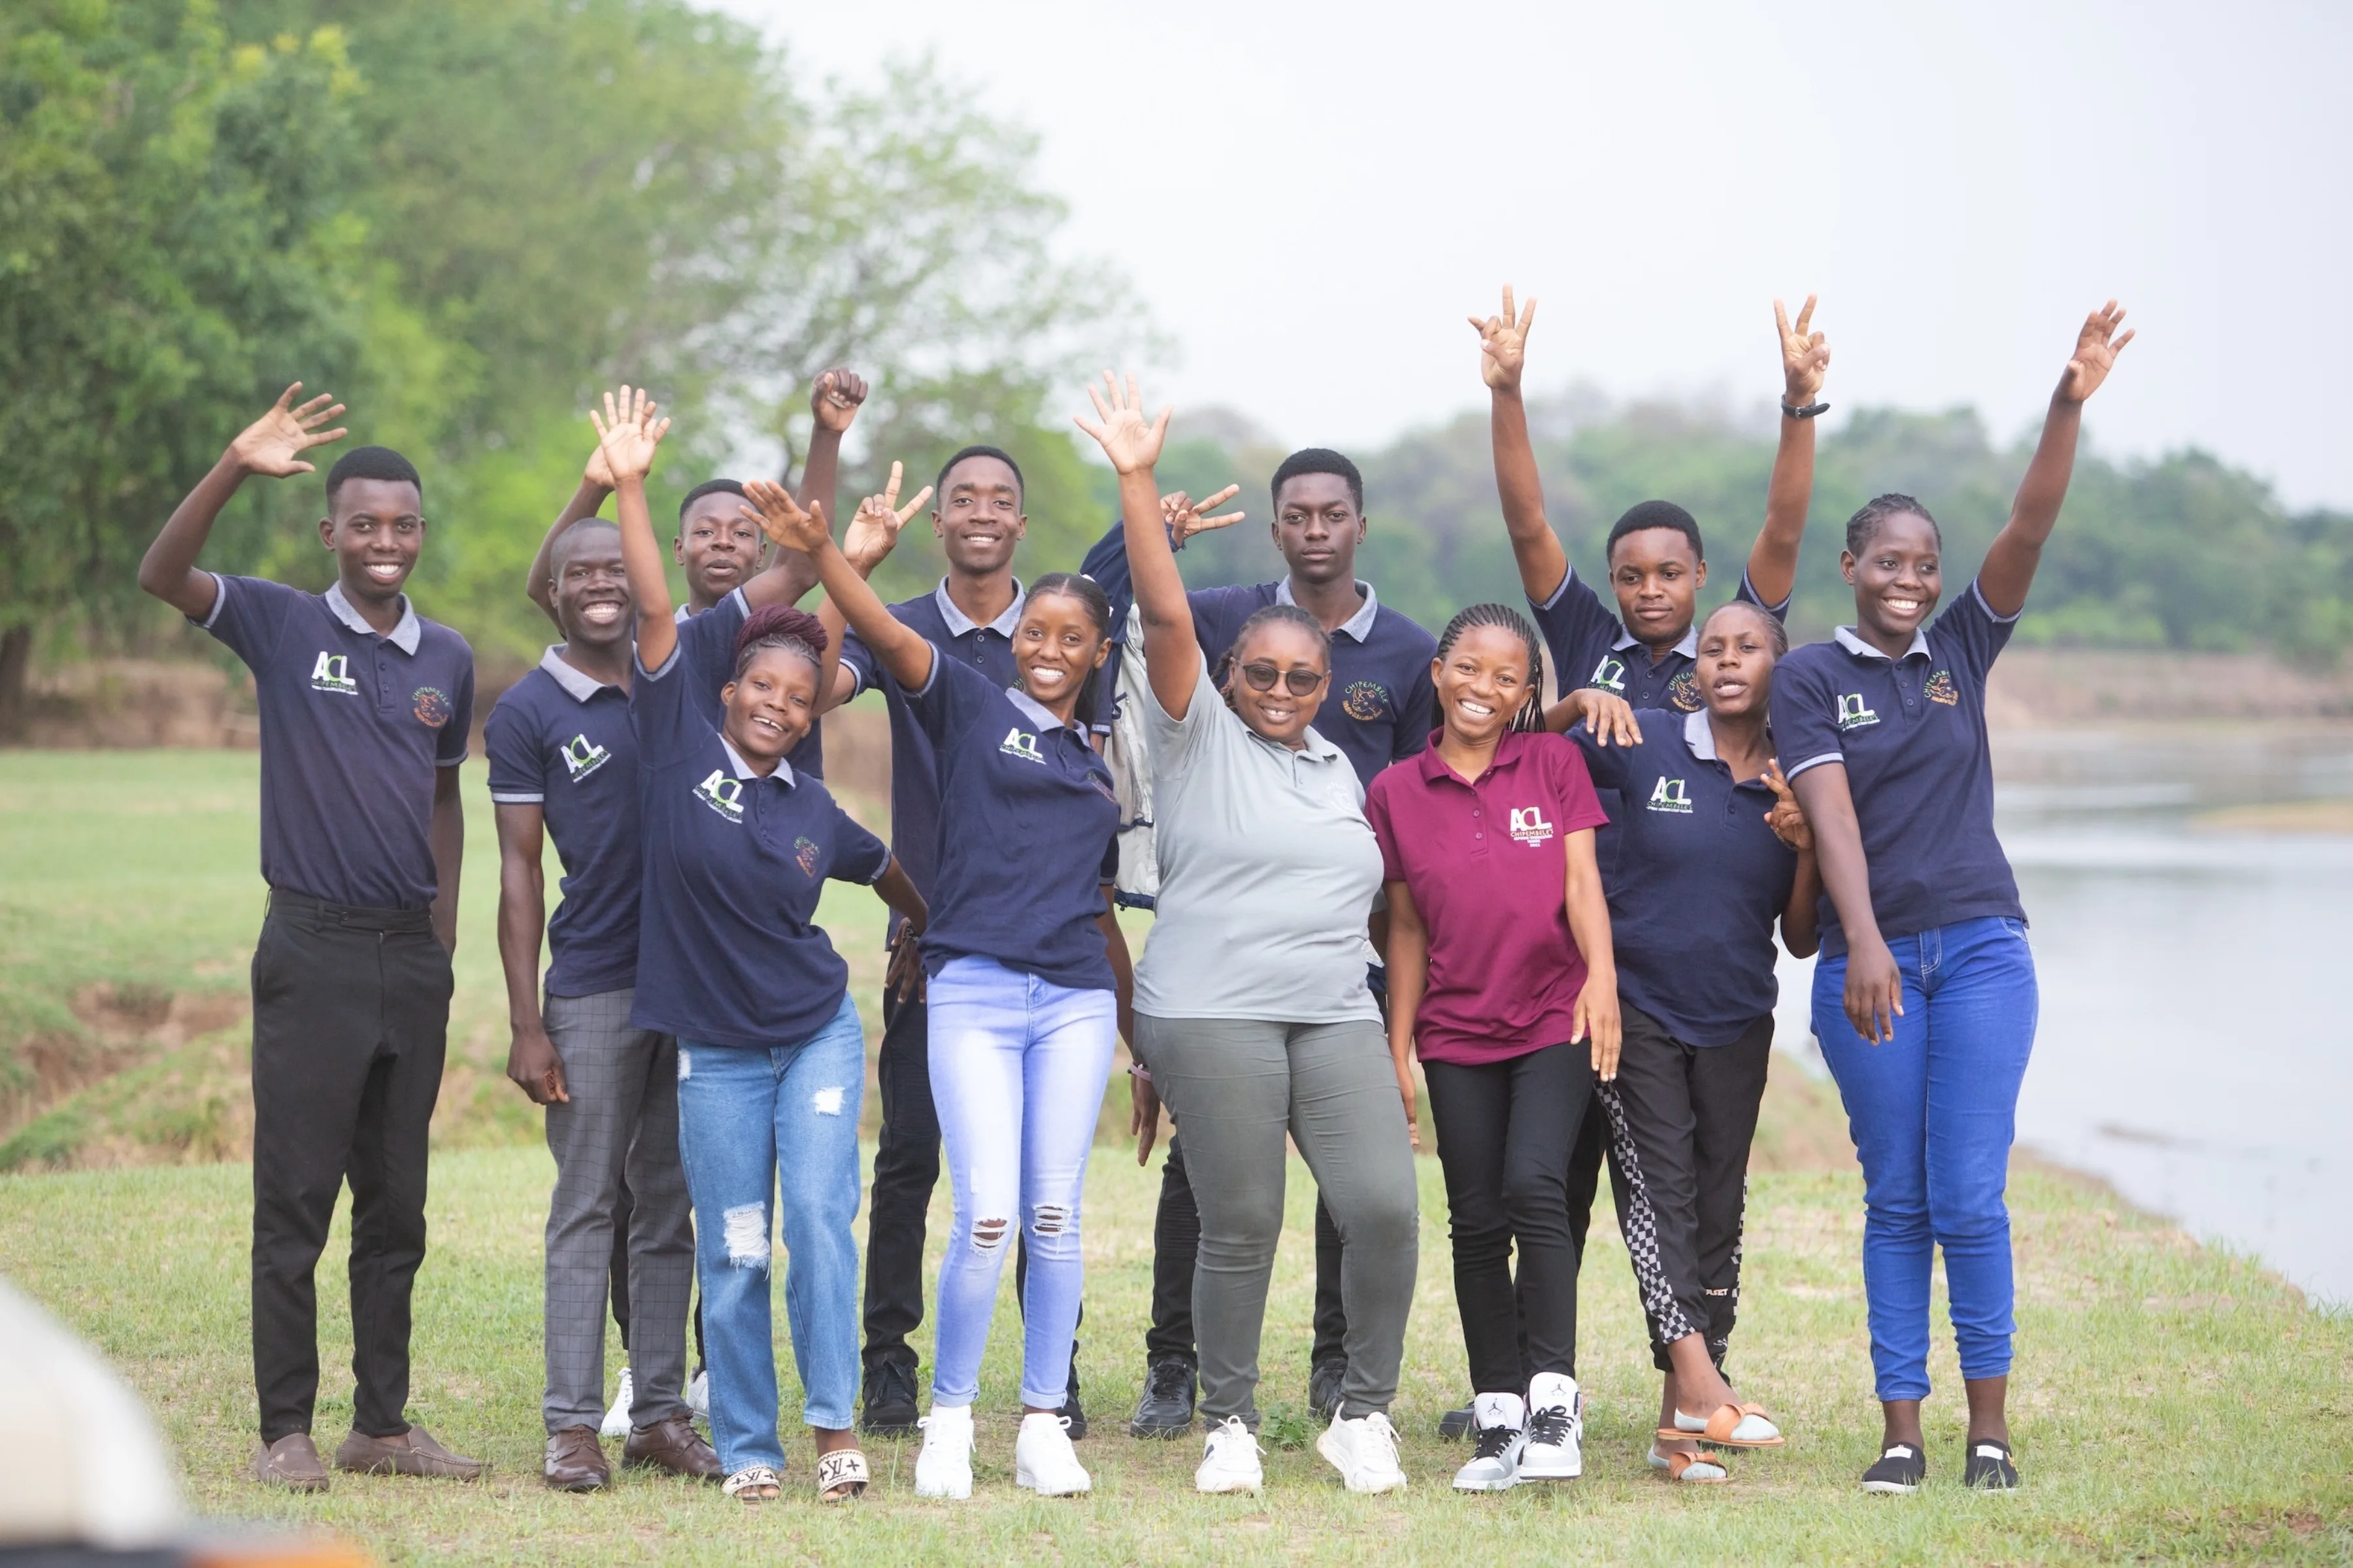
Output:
top-left (1861, 1442), bottom-right (1926, 1493)
top-left (1962, 1438), bottom-right (2019, 1490)
top-left (1450, 1393), bottom-right (1526, 1492)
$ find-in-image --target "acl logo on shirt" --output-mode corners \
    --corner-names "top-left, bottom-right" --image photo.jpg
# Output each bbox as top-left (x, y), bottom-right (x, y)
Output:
top-left (1647, 777), bottom-right (1694, 814)
top-left (310, 652), bottom-right (357, 695)
top-left (999, 727), bottom-right (1045, 764)
top-left (694, 770), bottom-right (744, 823)
top-left (1587, 656), bottom-right (1627, 695)
top-left (1836, 693), bottom-right (1880, 731)
top-left (559, 734), bottom-right (611, 781)
top-left (1507, 806), bottom-right (1556, 846)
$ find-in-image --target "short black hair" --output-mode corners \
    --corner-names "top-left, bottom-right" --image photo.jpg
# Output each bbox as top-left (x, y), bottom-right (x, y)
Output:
top-left (678, 478), bottom-right (748, 521)
top-left (1271, 448), bottom-right (1363, 513)
top-left (936, 445), bottom-right (1024, 505)
top-left (1605, 499), bottom-right (1703, 562)
top-left (325, 446), bottom-right (422, 506)
top-left (552, 517), bottom-right (621, 570)
top-left (1846, 492), bottom-right (1941, 554)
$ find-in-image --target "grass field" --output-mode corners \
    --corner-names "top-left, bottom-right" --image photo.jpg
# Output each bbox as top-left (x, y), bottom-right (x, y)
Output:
top-left (2, 750), bottom-right (2348, 1562)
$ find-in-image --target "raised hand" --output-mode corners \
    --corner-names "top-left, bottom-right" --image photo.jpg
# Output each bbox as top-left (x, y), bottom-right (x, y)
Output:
top-left (1761, 758), bottom-right (1812, 851)
top-left (1469, 284), bottom-right (1538, 392)
top-left (844, 461), bottom-right (933, 572)
top-left (811, 368), bottom-right (869, 435)
top-left (1162, 484), bottom-right (1246, 546)
top-left (740, 478), bottom-right (829, 555)
top-left (582, 394), bottom-right (652, 491)
top-left (229, 384), bottom-right (348, 478)
top-left (588, 385), bottom-right (671, 484)
top-left (1776, 295), bottom-right (1831, 405)
top-left (1547, 687), bottom-right (1643, 746)
top-left (2059, 300), bottom-right (2133, 403)
top-left (1073, 371), bottom-right (1171, 475)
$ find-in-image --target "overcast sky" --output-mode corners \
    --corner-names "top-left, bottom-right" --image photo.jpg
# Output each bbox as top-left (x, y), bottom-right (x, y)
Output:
top-left (718, 0), bottom-right (2353, 509)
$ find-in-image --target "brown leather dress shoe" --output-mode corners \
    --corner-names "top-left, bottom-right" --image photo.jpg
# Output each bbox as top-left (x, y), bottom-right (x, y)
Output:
top-left (544, 1424), bottom-right (611, 1492)
top-left (252, 1432), bottom-right (330, 1492)
top-left (622, 1412), bottom-right (721, 1480)
top-left (333, 1423), bottom-right (489, 1480)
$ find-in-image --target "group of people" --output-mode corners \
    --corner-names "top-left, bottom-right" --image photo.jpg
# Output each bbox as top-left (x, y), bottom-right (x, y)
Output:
top-left (133, 286), bottom-right (2133, 1504)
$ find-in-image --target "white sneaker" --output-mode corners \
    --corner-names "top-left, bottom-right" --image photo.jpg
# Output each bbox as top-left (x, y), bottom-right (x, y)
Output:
top-left (598, 1367), bottom-right (634, 1439)
top-left (1317, 1410), bottom-right (1408, 1493)
top-left (1518, 1372), bottom-right (1583, 1480)
top-left (686, 1368), bottom-right (710, 1422)
top-left (914, 1404), bottom-right (975, 1499)
top-left (1195, 1415), bottom-right (1263, 1494)
top-left (1015, 1412), bottom-right (1092, 1496)
top-left (1452, 1392), bottom-right (1526, 1492)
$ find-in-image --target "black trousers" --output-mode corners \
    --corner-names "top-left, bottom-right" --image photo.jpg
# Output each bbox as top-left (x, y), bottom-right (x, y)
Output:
top-left (1424, 1041), bottom-right (1595, 1393)
top-left (1597, 1005), bottom-right (1773, 1373)
top-left (250, 893), bottom-right (451, 1443)
top-left (1144, 1136), bottom-right (1347, 1371)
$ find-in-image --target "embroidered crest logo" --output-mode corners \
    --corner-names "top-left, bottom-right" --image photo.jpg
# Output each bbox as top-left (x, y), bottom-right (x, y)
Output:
top-left (1648, 776), bottom-right (1694, 814)
top-left (793, 835), bottom-right (820, 876)
top-left (1588, 655), bottom-right (1627, 695)
top-left (1508, 806), bottom-right (1556, 846)
top-left (310, 652), bottom-right (357, 695)
top-left (411, 686), bottom-right (453, 728)
top-left (1835, 693), bottom-right (1880, 731)
top-left (1667, 669), bottom-right (1703, 712)
top-left (560, 734), bottom-right (611, 781)
top-left (1342, 680), bottom-right (1392, 722)
top-left (999, 727), bottom-right (1045, 763)
top-left (695, 769), bottom-right (744, 823)
top-left (1925, 670), bottom-right (1960, 707)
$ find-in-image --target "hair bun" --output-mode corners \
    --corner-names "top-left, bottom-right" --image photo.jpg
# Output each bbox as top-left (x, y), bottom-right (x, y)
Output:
top-left (736, 603), bottom-right (828, 661)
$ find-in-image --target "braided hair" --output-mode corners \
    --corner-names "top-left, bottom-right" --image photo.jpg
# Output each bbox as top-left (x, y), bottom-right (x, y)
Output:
top-left (1434, 602), bottom-right (1548, 734)
top-left (1024, 571), bottom-right (1113, 729)
top-left (733, 603), bottom-right (828, 680)
top-left (1212, 604), bottom-right (1332, 707)
top-left (1846, 492), bottom-right (1941, 553)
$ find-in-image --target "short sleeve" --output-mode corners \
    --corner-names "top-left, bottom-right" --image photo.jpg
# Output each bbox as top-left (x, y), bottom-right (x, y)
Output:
top-left (1768, 648), bottom-right (1844, 780)
top-left (1565, 722), bottom-right (1629, 792)
top-left (1098, 834), bottom-right (1120, 888)
top-left (194, 574), bottom-right (304, 669)
top-left (1734, 567), bottom-right (1793, 622)
top-left (1527, 565), bottom-right (1624, 691)
top-left (1929, 577), bottom-right (2021, 684)
top-left (1363, 775), bottom-right (1405, 883)
top-left (899, 644), bottom-right (993, 746)
top-left (439, 646), bottom-right (475, 766)
top-left (1393, 649), bottom-right (1437, 761)
top-left (629, 633), bottom-right (702, 761)
top-left (1139, 653), bottom-right (1222, 776)
top-left (682, 588), bottom-right (750, 709)
top-left (484, 690), bottom-right (543, 803)
top-left (1543, 734), bottom-right (1610, 834)
top-left (839, 626), bottom-right (882, 699)
top-left (825, 795), bottom-right (892, 885)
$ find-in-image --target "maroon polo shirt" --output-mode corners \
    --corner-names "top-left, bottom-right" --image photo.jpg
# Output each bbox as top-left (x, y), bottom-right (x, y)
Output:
top-left (1365, 730), bottom-right (1609, 1065)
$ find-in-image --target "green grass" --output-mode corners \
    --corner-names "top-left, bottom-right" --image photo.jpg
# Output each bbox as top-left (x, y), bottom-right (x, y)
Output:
top-left (3, 748), bottom-right (2350, 1561)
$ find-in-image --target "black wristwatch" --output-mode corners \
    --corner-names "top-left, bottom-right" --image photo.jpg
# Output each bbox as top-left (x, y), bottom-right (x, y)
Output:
top-left (1782, 400), bottom-right (1830, 420)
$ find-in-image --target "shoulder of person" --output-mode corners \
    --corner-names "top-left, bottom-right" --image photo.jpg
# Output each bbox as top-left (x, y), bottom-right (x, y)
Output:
top-left (416, 615), bottom-right (474, 659)
top-left (1371, 603), bottom-right (1439, 654)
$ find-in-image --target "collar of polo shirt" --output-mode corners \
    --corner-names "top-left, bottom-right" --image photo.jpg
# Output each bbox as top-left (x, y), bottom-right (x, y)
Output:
top-left (937, 577), bottom-right (1026, 637)
top-left (324, 580), bottom-right (422, 656)
top-left (1613, 622), bottom-right (1699, 660)
top-left (1274, 576), bottom-right (1380, 642)
top-left (718, 733), bottom-right (795, 786)
top-left (1413, 726), bottom-right (1533, 784)
top-left (1683, 707), bottom-right (1718, 761)
top-left (1003, 684), bottom-right (1082, 735)
top-left (1833, 624), bottom-right (1933, 662)
top-left (539, 646), bottom-right (619, 703)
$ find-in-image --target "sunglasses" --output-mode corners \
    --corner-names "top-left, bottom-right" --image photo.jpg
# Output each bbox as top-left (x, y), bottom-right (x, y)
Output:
top-left (1237, 661), bottom-right (1326, 697)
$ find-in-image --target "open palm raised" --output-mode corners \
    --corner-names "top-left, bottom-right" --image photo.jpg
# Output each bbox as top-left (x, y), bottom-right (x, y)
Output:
top-left (1073, 372), bottom-right (1171, 475)
top-left (588, 385), bottom-right (671, 484)
top-left (231, 384), bottom-right (348, 477)
top-left (2060, 301), bottom-right (2133, 403)
top-left (740, 480), bottom-right (829, 555)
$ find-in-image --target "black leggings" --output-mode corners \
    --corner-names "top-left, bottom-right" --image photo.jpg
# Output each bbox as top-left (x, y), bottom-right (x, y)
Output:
top-left (1424, 1041), bottom-right (1595, 1393)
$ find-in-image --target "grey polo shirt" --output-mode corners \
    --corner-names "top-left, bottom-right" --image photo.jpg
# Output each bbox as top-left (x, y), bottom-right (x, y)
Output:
top-left (1133, 658), bottom-right (1382, 1024)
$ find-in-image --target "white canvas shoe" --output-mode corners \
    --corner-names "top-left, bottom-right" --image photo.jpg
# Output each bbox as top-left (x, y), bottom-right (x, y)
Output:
top-left (913, 1404), bottom-right (975, 1499)
top-left (597, 1366), bottom-right (634, 1439)
top-left (1517, 1373), bottom-right (1584, 1480)
top-left (1014, 1412), bottom-right (1092, 1496)
top-left (1452, 1392), bottom-right (1526, 1492)
top-left (1317, 1410), bottom-right (1408, 1493)
top-left (1195, 1415), bottom-right (1263, 1494)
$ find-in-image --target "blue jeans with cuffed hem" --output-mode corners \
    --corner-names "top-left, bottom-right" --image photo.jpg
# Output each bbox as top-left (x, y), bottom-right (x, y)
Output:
top-left (926, 956), bottom-right (1118, 1410)
top-left (1812, 916), bottom-right (2037, 1403)
top-left (675, 993), bottom-right (865, 1474)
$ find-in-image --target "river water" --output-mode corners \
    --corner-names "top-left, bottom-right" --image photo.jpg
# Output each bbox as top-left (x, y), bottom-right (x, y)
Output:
top-left (1770, 723), bottom-right (2353, 1305)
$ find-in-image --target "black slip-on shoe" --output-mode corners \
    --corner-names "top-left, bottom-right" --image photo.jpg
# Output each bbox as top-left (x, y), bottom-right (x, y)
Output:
top-left (1861, 1441), bottom-right (1926, 1494)
top-left (860, 1358), bottom-right (920, 1438)
top-left (1963, 1437), bottom-right (2020, 1490)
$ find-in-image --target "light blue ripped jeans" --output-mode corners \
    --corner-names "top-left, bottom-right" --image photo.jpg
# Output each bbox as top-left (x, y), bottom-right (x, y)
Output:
top-left (926, 956), bottom-right (1118, 1409)
top-left (675, 992), bottom-right (864, 1473)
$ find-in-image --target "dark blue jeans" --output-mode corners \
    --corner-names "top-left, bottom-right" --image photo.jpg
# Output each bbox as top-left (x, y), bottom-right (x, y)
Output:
top-left (1812, 916), bottom-right (2037, 1403)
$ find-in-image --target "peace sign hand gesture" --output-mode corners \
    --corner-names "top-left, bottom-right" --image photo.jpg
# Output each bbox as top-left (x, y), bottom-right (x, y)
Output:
top-left (1761, 758), bottom-right (1812, 852)
top-left (1776, 295), bottom-right (1831, 405)
top-left (1073, 372), bottom-right (1171, 476)
top-left (1162, 484), bottom-right (1245, 546)
top-left (844, 461), bottom-right (933, 572)
top-left (588, 385), bottom-right (671, 485)
top-left (2059, 301), bottom-right (2133, 404)
top-left (1469, 285), bottom-right (1538, 392)
top-left (229, 384), bottom-right (348, 478)
top-left (739, 480), bottom-right (829, 556)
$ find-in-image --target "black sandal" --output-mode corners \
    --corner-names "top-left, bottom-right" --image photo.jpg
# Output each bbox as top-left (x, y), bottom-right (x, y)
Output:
top-left (1860, 1442), bottom-right (1926, 1494)
top-left (1962, 1437), bottom-right (2018, 1490)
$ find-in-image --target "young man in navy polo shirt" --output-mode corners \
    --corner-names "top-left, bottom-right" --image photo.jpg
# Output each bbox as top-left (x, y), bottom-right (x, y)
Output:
top-left (137, 386), bottom-right (485, 1491)
top-left (487, 501), bottom-right (721, 1492)
top-left (1079, 446), bottom-right (1439, 1436)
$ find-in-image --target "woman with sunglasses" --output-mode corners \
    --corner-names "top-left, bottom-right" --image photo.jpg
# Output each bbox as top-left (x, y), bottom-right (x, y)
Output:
top-left (1075, 376), bottom-right (1419, 1497)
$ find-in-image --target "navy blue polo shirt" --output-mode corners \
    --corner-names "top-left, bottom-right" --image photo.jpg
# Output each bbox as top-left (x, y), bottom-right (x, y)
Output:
top-left (1573, 709), bottom-right (1798, 1046)
top-left (678, 591), bottom-right (825, 778)
top-left (1531, 562), bottom-right (1787, 884)
top-left (900, 654), bottom-right (1122, 992)
top-left (194, 575), bottom-right (473, 910)
top-left (626, 625), bottom-right (890, 1050)
top-left (485, 648), bottom-right (642, 999)
top-left (1080, 522), bottom-right (1437, 789)
top-left (1770, 578), bottom-right (2024, 958)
